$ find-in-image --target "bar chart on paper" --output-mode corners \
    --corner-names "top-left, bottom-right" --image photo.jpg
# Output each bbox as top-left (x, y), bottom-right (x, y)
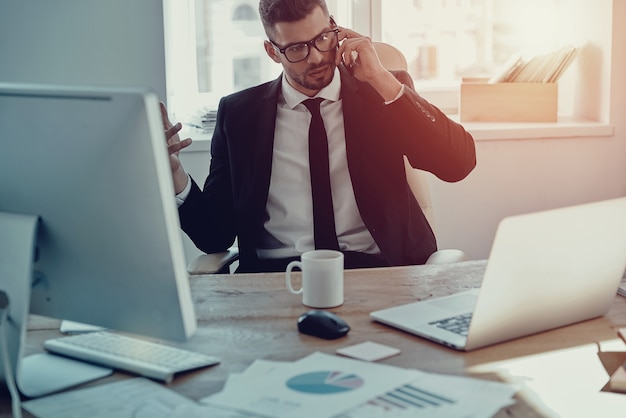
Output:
top-left (286, 371), bottom-right (365, 394)
top-left (338, 373), bottom-right (518, 418)
top-left (334, 383), bottom-right (458, 417)
top-left (372, 383), bottom-right (456, 410)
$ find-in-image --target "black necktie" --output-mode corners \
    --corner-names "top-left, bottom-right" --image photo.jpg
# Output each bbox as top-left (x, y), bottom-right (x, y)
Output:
top-left (303, 98), bottom-right (340, 250)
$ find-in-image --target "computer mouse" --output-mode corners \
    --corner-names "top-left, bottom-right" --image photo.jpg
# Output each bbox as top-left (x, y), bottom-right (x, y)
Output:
top-left (297, 310), bottom-right (350, 340)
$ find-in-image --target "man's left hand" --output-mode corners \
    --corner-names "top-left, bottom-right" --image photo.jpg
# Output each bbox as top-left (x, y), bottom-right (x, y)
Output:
top-left (336, 27), bottom-right (403, 102)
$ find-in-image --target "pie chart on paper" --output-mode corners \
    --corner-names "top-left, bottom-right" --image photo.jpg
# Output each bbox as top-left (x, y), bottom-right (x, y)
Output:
top-left (286, 371), bottom-right (365, 394)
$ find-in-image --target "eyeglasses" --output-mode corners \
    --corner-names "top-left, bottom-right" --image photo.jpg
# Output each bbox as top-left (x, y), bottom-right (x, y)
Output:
top-left (270, 28), bottom-right (340, 63)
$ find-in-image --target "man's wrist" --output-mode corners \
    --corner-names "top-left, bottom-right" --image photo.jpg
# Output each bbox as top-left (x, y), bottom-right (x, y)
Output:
top-left (175, 173), bottom-right (191, 207)
top-left (173, 168), bottom-right (189, 194)
top-left (384, 84), bottom-right (406, 105)
top-left (370, 70), bottom-right (403, 102)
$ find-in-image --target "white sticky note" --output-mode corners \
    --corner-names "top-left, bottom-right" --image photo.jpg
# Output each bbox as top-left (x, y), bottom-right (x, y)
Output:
top-left (336, 341), bottom-right (401, 362)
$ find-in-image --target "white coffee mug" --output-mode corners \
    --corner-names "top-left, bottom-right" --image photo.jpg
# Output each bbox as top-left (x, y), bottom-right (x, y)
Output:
top-left (285, 250), bottom-right (344, 308)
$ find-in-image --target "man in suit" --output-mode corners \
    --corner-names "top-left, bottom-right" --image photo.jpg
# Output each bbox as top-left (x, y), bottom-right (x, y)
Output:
top-left (163, 0), bottom-right (476, 272)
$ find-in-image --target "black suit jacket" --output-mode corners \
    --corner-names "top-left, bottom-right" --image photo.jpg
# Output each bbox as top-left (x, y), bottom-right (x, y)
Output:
top-left (179, 65), bottom-right (476, 272)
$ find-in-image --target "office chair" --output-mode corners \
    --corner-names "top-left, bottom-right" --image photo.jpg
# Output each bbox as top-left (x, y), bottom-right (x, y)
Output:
top-left (372, 42), bottom-right (466, 265)
top-left (187, 246), bottom-right (238, 274)
top-left (371, 43), bottom-right (439, 225)
top-left (186, 42), bottom-right (465, 275)
top-left (372, 41), bottom-right (408, 72)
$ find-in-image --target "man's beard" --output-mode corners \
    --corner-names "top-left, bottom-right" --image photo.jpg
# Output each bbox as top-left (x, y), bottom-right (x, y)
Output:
top-left (288, 60), bottom-right (336, 93)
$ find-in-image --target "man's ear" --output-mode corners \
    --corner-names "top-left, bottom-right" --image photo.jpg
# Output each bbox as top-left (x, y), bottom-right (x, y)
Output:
top-left (264, 40), bottom-right (281, 63)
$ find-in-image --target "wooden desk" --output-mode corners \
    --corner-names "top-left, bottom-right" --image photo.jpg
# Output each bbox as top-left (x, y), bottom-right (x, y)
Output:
top-left (3, 260), bottom-right (626, 417)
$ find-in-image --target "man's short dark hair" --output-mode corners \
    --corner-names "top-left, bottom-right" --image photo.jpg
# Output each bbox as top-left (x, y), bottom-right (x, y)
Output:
top-left (259, 0), bottom-right (329, 38)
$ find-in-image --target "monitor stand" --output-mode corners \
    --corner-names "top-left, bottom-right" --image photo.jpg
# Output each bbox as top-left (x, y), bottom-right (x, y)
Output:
top-left (0, 212), bottom-right (112, 398)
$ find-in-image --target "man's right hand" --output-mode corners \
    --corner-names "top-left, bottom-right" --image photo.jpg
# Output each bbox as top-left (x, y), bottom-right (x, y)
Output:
top-left (160, 102), bottom-right (192, 194)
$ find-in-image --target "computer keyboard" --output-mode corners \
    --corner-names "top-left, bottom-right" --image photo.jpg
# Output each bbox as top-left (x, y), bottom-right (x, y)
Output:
top-left (44, 331), bottom-right (220, 383)
top-left (429, 312), bottom-right (473, 337)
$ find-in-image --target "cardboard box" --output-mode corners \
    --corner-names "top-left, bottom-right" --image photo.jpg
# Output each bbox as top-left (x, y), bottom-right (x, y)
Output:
top-left (459, 82), bottom-right (557, 123)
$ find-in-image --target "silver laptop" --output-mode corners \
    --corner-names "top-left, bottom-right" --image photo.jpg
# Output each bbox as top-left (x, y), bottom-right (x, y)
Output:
top-left (371, 197), bottom-right (626, 351)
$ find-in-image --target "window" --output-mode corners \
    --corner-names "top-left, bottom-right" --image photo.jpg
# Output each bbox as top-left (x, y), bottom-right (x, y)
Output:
top-left (380, 0), bottom-right (566, 83)
top-left (164, 0), bottom-right (347, 128)
top-left (376, 0), bottom-right (570, 112)
top-left (165, 0), bottom-right (275, 126)
top-left (232, 4), bottom-right (256, 20)
top-left (164, 0), bottom-right (604, 130)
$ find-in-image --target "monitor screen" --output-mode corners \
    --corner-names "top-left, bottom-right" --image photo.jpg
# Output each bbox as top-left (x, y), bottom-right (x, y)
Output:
top-left (0, 83), bottom-right (196, 342)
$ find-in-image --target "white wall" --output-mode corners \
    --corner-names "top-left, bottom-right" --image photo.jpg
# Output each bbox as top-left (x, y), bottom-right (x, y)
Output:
top-left (431, 0), bottom-right (626, 259)
top-left (0, 0), bottom-right (167, 101)
top-left (0, 0), bottom-right (189, 257)
top-left (431, 134), bottom-right (626, 259)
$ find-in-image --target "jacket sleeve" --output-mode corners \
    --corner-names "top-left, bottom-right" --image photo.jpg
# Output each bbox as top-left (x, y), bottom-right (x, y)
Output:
top-left (387, 70), bottom-right (476, 182)
top-left (177, 97), bottom-right (237, 254)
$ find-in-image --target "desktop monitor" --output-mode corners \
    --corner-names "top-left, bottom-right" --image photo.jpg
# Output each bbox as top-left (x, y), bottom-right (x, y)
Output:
top-left (0, 83), bottom-right (196, 395)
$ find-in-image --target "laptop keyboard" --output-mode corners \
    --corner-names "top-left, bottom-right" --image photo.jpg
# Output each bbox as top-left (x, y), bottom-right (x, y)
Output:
top-left (429, 313), bottom-right (473, 336)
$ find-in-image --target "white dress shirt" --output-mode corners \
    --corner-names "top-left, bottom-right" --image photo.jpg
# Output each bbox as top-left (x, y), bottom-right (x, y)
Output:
top-left (257, 69), bottom-right (380, 259)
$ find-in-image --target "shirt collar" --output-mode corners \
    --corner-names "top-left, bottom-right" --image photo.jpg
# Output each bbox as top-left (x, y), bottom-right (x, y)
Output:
top-left (280, 67), bottom-right (341, 109)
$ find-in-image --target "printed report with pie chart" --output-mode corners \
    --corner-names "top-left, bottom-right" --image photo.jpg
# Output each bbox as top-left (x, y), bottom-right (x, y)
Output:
top-left (203, 352), bottom-right (424, 417)
top-left (286, 371), bottom-right (365, 394)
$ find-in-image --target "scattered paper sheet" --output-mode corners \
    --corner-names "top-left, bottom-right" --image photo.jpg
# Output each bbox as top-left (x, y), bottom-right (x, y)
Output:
top-left (336, 341), bottom-right (401, 362)
top-left (21, 378), bottom-right (250, 418)
top-left (202, 352), bottom-right (423, 418)
top-left (201, 352), bottom-right (517, 418)
top-left (339, 372), bottom-right (516, 417)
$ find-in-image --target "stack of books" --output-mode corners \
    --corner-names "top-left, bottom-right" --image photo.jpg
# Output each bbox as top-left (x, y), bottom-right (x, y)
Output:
top-left (185, 107), bottom-right (217, 134)
top-left (488, 45), bottom-right (578, 84)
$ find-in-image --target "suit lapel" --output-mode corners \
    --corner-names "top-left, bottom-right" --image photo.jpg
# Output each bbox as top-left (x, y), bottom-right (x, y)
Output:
top-left (340, 65), bottom-right (385, 155)
top-left (247, 75), bottom-right (282, 233)
top-left (338, 64), bottom-right (363, 136)
top-left (253, 75), bottom-right (280, 182)
top-left (339, 65), bottom-right (376, 175)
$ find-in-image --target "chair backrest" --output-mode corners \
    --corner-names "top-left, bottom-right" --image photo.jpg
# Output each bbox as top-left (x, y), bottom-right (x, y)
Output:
top-left (372, 42), bottom-right (408, 71)
top-left (372, 42), bottom-right (436, 231)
